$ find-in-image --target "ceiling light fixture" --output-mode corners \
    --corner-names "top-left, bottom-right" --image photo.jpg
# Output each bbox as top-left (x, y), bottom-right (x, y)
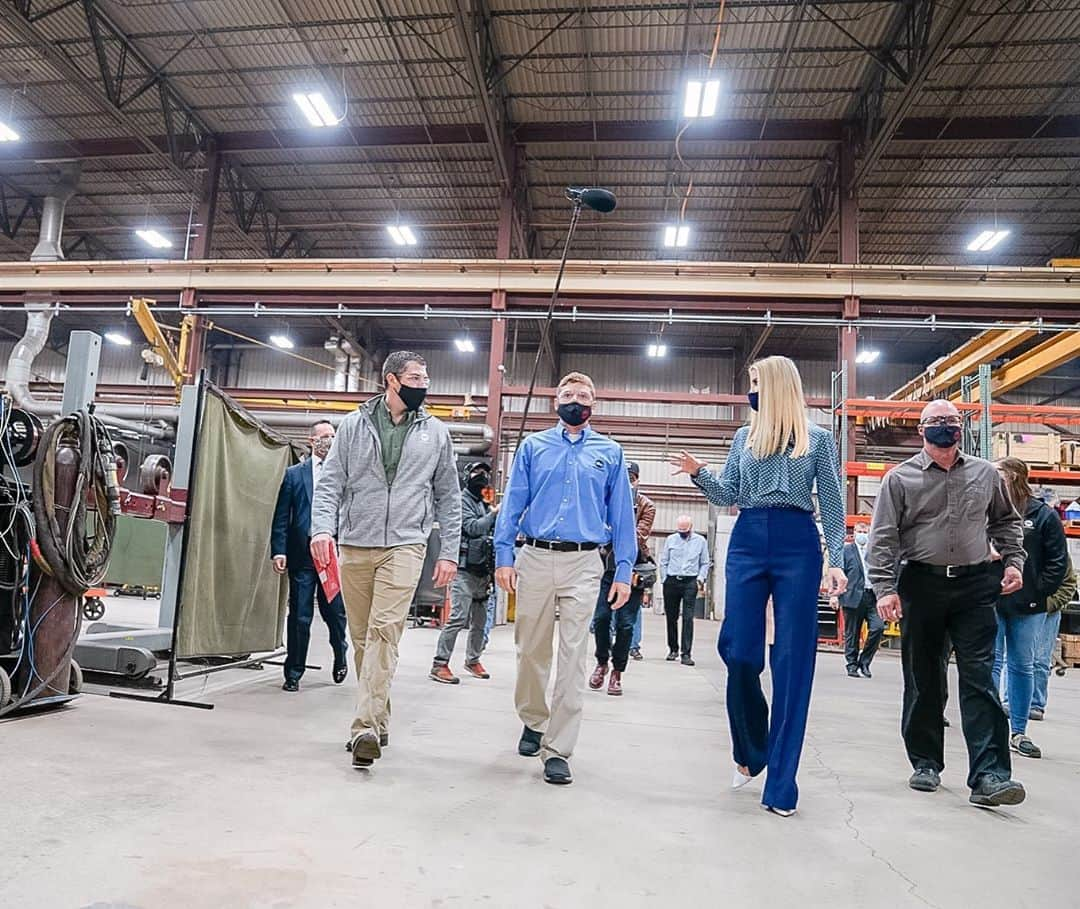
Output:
top-left (855, 349), bottom-right (881, 365)
top-left (135, 228), bottom-right (172, 249)
top-left (683, 79), bottom-right (721, 118)
top-left (663, 225), bottom-right (690, 248)
top-left (454, 337), bottom-right (476, 353)
top-left (387, 224), bottom-right (418, 246)
top-left (966, 229), bottom-right (1010, 253)
top-left (104, 331), bottom-right (131, 347)
top-left (0, 121), bottom-right (19, 142)
top-left (647, 343), bottom-right (668, 358)
top-left (269, 334), bottom-right (295, 350)
top-left (293, 91), bottom-right (340, 127)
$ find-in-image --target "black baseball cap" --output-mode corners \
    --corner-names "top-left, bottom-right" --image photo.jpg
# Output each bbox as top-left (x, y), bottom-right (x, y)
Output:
top-left (627, 461), bottom-right (640, 478)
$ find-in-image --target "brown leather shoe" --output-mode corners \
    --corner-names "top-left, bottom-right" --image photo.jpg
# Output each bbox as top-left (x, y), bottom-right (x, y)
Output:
top-left (464, 661), bottom-right (490, 679)
top-left (589, 663), bottom-right (608, 690)
top-left (429, 664), bottom-right (460, 685)
top-left (607, 669), bottom-right (623, 696)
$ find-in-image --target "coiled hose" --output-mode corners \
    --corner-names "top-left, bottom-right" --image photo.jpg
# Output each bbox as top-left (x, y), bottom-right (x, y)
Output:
top-left (0, 410), bottom-right (121, 715)
top-left (32, 409), bottom-right (120, 596)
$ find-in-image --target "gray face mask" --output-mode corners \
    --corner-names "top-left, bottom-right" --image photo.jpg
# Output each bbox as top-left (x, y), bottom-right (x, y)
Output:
top-left (854, 532), bottom-right (868, 546)
top-left (312, 437), bottom-right (332, 458)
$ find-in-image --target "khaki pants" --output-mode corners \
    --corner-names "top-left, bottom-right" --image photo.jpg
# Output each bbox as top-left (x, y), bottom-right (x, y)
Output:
top-left (339, 543), bottom-right (427, 742)
top-left (514, 545), bottom-right (605, 762)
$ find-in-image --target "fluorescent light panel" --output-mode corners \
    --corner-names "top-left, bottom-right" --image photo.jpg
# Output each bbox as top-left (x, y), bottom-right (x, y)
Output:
top-left (0, 121), bottom-right (19, 142)
top-left (683, 80), bottom-right (720, 118)
top-left (387, 224), bottom-right (418, 246)
top-left (647, 343), bottom-right (668, 358)
top-left (663, 225), bottom-right (690, 248)
top-left (454, 337), bottom-right (475, 353)
top-left (269, 334), bottom-right (295, 350)
top-left (966, 229), bottom-right (1010, 252)
top-left (104, 332), bottom-right (131, 346)
top-left (855, 350), bottom-right (880, 364)
top-left (135, 228), bottom-right (172, 249)
top-left (293, 92), bottom-right (338, 127)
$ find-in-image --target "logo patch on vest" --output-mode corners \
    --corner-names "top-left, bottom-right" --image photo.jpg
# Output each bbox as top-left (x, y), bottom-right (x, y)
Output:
top-left (594, 459), bottom-right (605, 470)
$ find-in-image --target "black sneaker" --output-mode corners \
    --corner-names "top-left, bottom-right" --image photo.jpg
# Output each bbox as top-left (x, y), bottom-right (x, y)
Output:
top-left (282, 679), bottom-right (299, 692)
top-left (908, 767), bottom-right (941, 792)
top-left (681, 656), bottom-right (695, 666)
top-left (858, 665), bottom-right (872, 679)
top-left (629, 648), bottom-right (643, 661)
top-left (543, 756), bottom-right (573, 785)
top-left (1010, 733), bottom-right (1042, 759)
top-left (518, 725), bottom-right (542, 757)
top-left (970, 777), bottom-right (1026, 808)
top-left (666, 651), bottom-right (678, 661)
top-left (847, 667), bottom-right (860, 678)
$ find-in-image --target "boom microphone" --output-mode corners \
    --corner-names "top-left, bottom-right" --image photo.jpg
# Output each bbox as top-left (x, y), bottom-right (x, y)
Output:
top-left (565, 187), bottom-right (617, 213)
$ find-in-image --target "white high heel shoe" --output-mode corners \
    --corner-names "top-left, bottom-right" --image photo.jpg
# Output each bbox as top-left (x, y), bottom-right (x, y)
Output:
top-left (732, 766), bottom-right (753, 790)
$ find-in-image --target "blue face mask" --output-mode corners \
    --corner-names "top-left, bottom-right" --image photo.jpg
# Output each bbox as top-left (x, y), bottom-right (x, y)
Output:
top-left (748, 391), bottom-right (759, 411)
top-left (854, 532), bottom-right (868, 546)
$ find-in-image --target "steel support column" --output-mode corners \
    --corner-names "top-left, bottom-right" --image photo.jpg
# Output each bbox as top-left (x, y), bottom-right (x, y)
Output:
top-left (487, 293), bottom-right (507, 479)
top-left (190, 147), bottom-right (221, 260)
top-left (839, 126), bottom-right (859, 265)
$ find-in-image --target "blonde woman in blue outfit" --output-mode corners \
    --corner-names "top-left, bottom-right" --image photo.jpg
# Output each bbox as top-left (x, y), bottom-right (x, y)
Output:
top-left (671, 355), bottom-right (847, 817)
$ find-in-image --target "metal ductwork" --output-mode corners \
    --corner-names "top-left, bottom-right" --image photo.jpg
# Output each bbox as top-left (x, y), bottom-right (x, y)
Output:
top-left (325, 336), bottom-right (349, 393)
top-left (339, 337), bottom-right (363, 393)
top-left (4, 166), bottom-right (175, 441)
top-left (30, 164), bottom-right (80, 262)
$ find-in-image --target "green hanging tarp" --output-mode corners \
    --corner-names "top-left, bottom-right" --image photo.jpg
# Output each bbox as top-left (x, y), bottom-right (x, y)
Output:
top-left (176, 388), bottom-right (296, 658)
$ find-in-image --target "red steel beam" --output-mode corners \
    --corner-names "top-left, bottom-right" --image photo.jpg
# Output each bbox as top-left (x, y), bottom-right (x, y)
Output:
top-left (2, 116), bottom-right (1078, 164)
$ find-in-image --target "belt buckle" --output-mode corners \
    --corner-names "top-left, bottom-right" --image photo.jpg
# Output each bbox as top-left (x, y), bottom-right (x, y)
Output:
top-left (946, 565), bottom-right (958, 579)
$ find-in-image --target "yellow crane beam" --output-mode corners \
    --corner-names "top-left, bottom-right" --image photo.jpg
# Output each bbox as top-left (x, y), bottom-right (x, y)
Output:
top-left (950, 331), bottom-right (1080, 402)
top-left (130, 296), bottom-right (185, 392)
top-left (887, 325), bottom-right (1038, 401)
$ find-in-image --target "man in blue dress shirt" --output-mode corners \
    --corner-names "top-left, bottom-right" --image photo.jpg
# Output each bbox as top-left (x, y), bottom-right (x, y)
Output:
top-left (495, 371), bottom-right (637, 785)
top-left (659, 516), bottom-right (711, 665)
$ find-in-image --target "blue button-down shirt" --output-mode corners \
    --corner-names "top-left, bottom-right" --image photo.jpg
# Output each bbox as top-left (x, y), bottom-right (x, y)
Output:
top-left (494, 424), bottom-right (637, 584)
top-left (660, 532), bottom-right (711, 582)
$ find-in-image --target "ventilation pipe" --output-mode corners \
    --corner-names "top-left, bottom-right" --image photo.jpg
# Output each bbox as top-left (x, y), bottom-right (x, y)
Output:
top-left (254, 411), bottom-right (494, 454)
top-left (324, 337), bottom-right (348, 392)
top-left (4, 166), bottom-right (174, 441)
top-left (339, 337), bottom-right (363, 393)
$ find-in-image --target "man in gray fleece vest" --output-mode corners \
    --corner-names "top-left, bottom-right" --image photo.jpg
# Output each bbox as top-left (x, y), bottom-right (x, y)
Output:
top-left (311, 350), bottom-right (462, 768)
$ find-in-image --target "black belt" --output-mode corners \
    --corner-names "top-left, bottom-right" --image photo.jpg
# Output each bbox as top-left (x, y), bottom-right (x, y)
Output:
top-left (524, 537), bottom-right (599, 553)
top-left (669, 575), bottom-right (697, 582)
top-left (906, 560), bottom-right (990, 579)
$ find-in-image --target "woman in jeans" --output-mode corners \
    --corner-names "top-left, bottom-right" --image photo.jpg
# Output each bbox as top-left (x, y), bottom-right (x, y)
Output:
top-left (671, 355), bottom-right (846, 817)
top-left (1031, 555), bottom-right (1076, 720)
top-left (992, 458), bottom-right (1069, 758)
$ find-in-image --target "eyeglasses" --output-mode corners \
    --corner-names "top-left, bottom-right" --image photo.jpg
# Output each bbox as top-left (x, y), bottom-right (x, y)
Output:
top-left (921, 417), bottom-right (962, 427)
top-left (556, 389), bottom-right (594, 404)
top-left (397, 371), bottom-right (430, 387)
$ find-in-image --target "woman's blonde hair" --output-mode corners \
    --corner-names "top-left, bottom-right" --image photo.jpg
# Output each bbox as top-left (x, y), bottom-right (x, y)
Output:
top-left (747, 355), bottom-right (810, 459)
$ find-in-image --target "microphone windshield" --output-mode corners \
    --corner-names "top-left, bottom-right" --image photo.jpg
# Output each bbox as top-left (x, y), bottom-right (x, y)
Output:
top-left (566, 186), bottom-right (617, 213)
top-left (580, 188), bottom-right (617, 213)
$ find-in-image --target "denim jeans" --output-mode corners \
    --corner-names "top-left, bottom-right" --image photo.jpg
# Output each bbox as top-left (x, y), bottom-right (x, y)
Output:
top-left (631, 607), bottom-right (643, 651)
top-left (1032, 610), bottom-right (1062, 711)
top-left (992, 611), bottom-right (1041, 736)
top-left (483, 589), bottom-right (496, 646)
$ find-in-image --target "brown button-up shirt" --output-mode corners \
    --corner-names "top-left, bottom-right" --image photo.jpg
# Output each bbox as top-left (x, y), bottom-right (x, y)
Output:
top-left (867, 448), bottom-right (1024, 597)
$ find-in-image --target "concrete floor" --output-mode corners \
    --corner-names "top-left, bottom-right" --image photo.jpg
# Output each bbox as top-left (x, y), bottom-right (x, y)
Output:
top-left (3, 604), bottom-right (1079, 909)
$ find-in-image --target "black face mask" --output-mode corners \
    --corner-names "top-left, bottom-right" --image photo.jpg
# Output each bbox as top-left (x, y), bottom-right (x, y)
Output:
top-left (557, 402), bottom-right (592, 427)
top-left (396, 383), bottom-right (427, 412)
top-left (924, 424), bottom-right (961, 448)
top-left (679, 531), bottom-right (691, 539)
top-left (748, 391), bottom-right (759, 411)
top-left (467, 475), bottom-right (489, 497)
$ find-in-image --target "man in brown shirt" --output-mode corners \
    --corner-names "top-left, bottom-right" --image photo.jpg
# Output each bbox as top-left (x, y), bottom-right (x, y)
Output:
top-left (868, 399), bottom-right (1026, 809)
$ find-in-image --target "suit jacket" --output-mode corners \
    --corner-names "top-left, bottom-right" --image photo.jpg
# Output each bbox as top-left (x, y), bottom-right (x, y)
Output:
top-left (837, 541), bottom-right (870, 608)
top-left (271, 459), bottom-right (319, 571)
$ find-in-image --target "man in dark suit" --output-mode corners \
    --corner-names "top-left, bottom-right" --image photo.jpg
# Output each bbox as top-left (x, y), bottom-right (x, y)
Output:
top-left (832, 517), bottom-right (885, 678)
top-left (271, 420), bottom-right (348, 691)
